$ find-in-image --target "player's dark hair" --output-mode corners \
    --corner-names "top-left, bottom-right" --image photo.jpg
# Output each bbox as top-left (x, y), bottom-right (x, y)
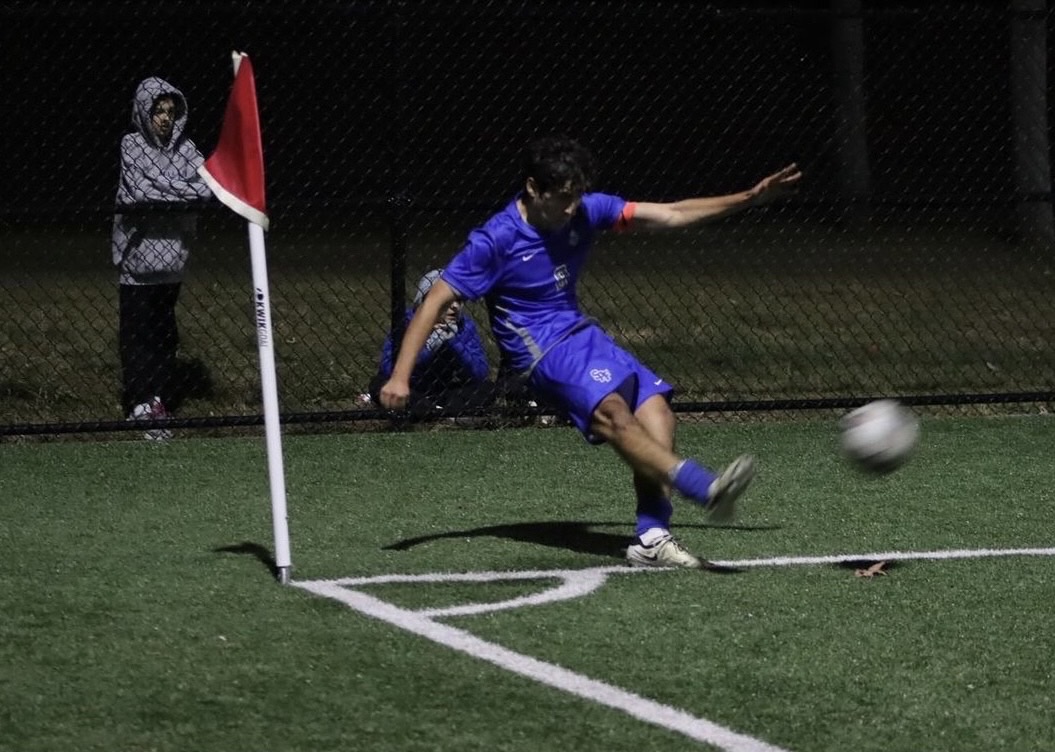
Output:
top-left (522, 135), bottom-right (597, 195)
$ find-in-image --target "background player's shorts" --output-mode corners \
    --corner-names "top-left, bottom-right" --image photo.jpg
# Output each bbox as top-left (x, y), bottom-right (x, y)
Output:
top-left (528, 325), bottom-right (674, 444)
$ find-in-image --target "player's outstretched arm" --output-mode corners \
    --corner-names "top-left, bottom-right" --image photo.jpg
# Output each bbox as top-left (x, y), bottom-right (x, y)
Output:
top-left (632, 163), bottom-right (801, 229)
top-left (379, 279), bottom-right (460, 410)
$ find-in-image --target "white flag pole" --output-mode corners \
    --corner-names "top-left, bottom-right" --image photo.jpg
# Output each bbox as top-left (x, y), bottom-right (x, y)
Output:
top-left (232, 51), bottom-right (292, 584)
top-left (247, 221), bottom-right (292, 584)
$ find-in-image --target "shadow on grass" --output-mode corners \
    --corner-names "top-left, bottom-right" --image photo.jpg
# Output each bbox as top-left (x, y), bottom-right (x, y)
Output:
top-left (834, 559), bottom-right (899, 577)
top-left (383, 519), bottom-right (780, 572)
top-left (213, 541), bottom-right (279, 580)
top-left (385, 520), bottom-right (632, 558)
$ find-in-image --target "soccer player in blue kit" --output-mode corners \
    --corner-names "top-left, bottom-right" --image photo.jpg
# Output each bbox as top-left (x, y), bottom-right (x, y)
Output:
top-left (380, 135), bottom-right (801, 568)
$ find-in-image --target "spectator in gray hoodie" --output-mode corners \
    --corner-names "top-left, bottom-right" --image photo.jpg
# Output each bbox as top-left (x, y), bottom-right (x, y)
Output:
top-left (112, 76), bottom-right (211, 438)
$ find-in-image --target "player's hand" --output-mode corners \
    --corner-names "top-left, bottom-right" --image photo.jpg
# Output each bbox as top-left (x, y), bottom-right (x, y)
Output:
top-left (379, 377), bottom-right (410, 410)
top-left (749, 163), bottom-right (801, 207)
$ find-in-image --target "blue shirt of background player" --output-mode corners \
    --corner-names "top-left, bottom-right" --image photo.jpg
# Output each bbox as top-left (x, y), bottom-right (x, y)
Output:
top-left (442, 191), bottom-right (631, 373)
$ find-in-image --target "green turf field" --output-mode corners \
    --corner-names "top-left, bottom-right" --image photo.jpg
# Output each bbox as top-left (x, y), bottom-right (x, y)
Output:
top-left (3, 413), bottom-right (1054, 751)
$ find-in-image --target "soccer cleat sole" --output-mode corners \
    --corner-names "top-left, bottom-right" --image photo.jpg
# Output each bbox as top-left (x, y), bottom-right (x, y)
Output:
top-left (706, 454), bottom-right (756, 523)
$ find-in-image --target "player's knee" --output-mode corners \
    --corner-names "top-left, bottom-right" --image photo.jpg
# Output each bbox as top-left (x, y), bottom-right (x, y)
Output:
top-left (612, 394), bottom-right (674, 451)
top-left (637, 395), bottom-right (675, 434)
top-left (590, 393), bottom-right (635, 441)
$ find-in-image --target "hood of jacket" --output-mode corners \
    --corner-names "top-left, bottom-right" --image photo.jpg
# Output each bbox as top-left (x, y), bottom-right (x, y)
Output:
top-left (413, 269), bottom-right (444, 307)
top-left (131, 76), bottom-right (189, 150)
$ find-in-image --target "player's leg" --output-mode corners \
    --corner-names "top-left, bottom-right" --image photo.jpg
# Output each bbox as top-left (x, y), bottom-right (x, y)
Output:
top-left (631, 392), bottom-right (676, 531)
top-left (595, 392), bottom-right (675, 533)
top-left (531, 324), bottom-right (754, 531)
top-left (532, 325), bottom-right (755, 511)
top-left (592, 391), bottom-right (754, 520)
top-left (628, 395), bottom-right (701, 567)
top-left (589, 392), bottom-right (678, 484)
top-left (633, 378), bottom-right (755, 523)
top-left (634, 394), bottom-right (756, 522)
top-left (592, 394), bottom-right (706, 568)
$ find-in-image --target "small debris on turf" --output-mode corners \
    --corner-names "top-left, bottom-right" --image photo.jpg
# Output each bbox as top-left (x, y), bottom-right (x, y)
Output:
top-left (854, 560), bottom-right (891, 578)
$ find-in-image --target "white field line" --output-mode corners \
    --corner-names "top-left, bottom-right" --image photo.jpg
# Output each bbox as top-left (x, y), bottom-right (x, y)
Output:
top-left (294, 576), bottom-right (790, 752)
top-left (708, 546), bottom-right (1055, 569)
top-left (292, 546), bottom-right (1055, 752)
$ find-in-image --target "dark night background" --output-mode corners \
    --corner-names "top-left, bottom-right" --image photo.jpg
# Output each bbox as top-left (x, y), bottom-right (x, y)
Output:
top-left (0, 1), bottom-right (1041, 224)
top-left (2, 0), bottom-right (1053, 429)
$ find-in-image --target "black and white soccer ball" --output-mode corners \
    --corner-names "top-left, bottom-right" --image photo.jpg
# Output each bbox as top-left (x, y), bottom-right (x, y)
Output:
top-left (839, 399), bottom-right (919, 473)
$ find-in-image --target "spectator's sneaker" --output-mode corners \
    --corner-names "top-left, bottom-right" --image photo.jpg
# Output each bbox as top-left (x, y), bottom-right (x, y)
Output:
top-left (527, 400), bottom-right (556, 427)
top-left (626, 534), bottom-right (705, 569)
top-left (129, 397), bottom-right (173, 442)
top-left (705, 454), bottom-right (756, 523)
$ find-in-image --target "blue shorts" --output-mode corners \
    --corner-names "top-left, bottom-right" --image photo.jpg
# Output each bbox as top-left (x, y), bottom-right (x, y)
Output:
top-left (528, 325), bottom-right (673, 444)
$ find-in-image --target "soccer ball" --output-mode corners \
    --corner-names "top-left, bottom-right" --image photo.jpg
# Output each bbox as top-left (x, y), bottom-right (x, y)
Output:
top-left (839, 399), bottom-right (919, 473)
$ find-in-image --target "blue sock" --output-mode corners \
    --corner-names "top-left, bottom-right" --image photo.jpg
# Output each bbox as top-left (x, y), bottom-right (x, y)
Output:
top-left (635, 496), bottom-right (673, 538)
top-left (669, 459), bottom-right (718, 506)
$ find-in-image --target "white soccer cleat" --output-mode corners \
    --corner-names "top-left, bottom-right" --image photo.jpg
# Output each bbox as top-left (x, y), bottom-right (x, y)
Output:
top-left (705, 454), bottom-right (756, 523)
top-left (625, 534), bottom-right (705, 569)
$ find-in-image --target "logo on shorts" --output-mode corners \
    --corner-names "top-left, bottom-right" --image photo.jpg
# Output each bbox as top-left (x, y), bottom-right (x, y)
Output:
top-left (554, 264), bottom-right (569, 290)
top-left (590, 368), bottom-right (612, 383)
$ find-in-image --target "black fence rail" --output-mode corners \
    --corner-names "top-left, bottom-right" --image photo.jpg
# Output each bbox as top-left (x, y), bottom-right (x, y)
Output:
top-left (2, 1), bottom-right (1053, 435)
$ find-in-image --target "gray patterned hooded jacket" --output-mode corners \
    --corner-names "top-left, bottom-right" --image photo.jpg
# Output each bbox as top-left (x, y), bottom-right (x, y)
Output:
top-left (111, 77), bottom-right (212, 285)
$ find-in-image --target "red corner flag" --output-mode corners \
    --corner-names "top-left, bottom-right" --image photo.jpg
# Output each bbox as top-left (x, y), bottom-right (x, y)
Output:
top-left (199, 52), bottom-right (269, 230)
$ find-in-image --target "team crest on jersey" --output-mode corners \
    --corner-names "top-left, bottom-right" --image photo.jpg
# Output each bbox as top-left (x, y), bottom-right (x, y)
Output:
top-left (590, 368), bottom-right (612, 383)
top-left (554, 263), bottom-right (569, 290)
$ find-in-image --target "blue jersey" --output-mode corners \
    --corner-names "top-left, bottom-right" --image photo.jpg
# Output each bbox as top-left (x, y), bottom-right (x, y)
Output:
top-left (442, 192), bottom-right (632, 373)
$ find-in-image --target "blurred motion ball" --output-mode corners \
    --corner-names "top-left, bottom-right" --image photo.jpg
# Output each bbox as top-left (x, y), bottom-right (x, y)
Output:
top-left (839, 399), bottom-right (919, 473)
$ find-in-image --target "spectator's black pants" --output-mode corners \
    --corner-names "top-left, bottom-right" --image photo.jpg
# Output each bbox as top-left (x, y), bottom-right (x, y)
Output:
top-left (119, 282), bottom-right (180, 414)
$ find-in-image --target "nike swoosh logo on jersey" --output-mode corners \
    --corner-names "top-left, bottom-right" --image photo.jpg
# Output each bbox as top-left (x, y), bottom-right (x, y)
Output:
top-left (521, 252), bottom-right (539, 262)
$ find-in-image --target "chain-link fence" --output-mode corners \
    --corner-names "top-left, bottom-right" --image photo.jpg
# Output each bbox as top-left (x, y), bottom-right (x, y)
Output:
top-left (2, 0), bottom-right (1053, 436)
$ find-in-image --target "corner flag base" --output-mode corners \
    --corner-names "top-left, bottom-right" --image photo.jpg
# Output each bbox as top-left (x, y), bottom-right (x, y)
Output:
top-left (277, 566), bottom-right (292, 585)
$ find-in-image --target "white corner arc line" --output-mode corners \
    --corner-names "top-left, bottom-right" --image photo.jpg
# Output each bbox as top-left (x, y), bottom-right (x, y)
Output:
top-left (293, 579), bottom-right (790, 752)
top-left (419, 569), bottom-right (610, 617)
top-left (327, 566), bottom-right (629, 587)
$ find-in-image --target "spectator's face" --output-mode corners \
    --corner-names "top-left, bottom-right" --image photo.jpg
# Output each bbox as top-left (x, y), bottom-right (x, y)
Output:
top-left (151, 97), bottom-right (178, 143)
top-left (441, 300), bottom-right (462, 326)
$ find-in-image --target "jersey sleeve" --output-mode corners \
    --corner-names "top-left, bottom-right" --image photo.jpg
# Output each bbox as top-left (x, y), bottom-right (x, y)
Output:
top-left (583, 192), bottom-right (631, 231)
top-left (442, 226), bottom-right (505, 301)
